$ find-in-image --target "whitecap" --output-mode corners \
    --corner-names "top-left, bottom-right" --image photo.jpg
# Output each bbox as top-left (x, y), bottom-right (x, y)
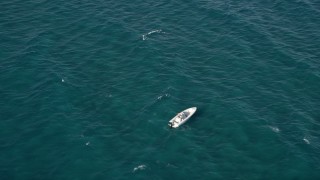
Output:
top-left (147, 29), bottom-right (162, 35)
top-left (166, 163), bottom-right (178, 168)
top-left (86, 141), bottom-right (90, 146)
top-left (303, 137), bottom-right (310, 144)
top-left (132, 164), bottom-right (147, 172)
top-left (61, 78), bottom-right (65, 82)
top-left (142, 29), bottom-right (164, 40)
top-left (269, 126), bottom-right (280, 133)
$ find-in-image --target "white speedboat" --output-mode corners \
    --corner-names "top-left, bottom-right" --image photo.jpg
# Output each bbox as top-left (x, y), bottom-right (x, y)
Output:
top-left (168, 107), bottom-right (197, 128)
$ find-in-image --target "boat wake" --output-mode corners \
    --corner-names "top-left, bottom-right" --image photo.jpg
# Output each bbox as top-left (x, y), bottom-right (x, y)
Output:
top-left (136, 87), bottom-right (172, 115)
top-left (157, 93), bottom-right (170, 100)
top-left (122, 87), bottom-right (172, 133)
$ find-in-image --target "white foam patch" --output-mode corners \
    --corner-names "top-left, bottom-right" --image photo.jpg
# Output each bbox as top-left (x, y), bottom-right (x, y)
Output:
top-left (132, 164), bottom-right (147, 172)
top-left (61, 78), bottom-right (65, 82)
top-left (86, 141), bottom-right (90, 146)
top-left (142, 29), bottom-right (164, 40)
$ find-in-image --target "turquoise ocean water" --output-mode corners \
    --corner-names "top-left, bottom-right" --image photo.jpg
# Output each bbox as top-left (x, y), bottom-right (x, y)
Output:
top-left (1, 0), bottom-right (320, 179)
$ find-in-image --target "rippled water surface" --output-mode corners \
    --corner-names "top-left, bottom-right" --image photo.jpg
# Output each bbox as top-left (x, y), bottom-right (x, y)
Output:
top-left (1, 0), bottom-right (320, 179)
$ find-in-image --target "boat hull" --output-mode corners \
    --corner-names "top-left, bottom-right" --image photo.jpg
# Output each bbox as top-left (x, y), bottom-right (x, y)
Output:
top-left (168, 107), bottom-right (197, 128)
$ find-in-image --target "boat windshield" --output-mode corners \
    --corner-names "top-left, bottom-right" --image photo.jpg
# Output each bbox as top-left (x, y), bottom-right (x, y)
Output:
top-left (181, 112), bottom-right (187, 119)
